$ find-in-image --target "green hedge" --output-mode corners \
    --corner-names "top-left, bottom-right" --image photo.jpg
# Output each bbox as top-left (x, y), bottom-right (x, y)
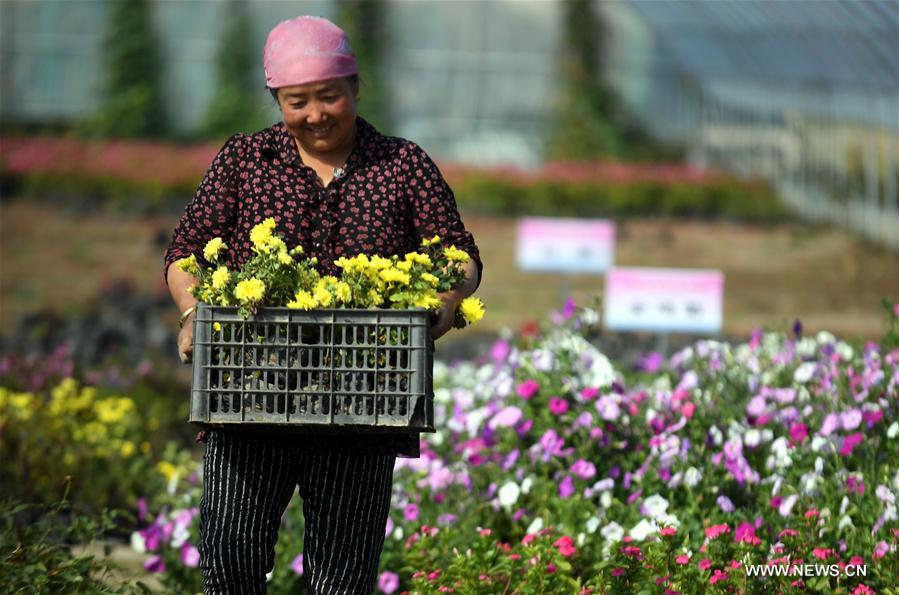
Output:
top-left (451, 174), bottom-right (789, 222)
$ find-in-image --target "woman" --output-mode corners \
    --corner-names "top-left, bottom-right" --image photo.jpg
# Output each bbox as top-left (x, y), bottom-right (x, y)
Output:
top-left (164, 16), bottom-right (482, 594)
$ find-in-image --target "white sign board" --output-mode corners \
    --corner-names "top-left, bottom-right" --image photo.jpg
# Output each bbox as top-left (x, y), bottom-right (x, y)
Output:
top-left (516, 217), bottom-right (615, 274)
top-left (603, 267), bottom-right (724, 334)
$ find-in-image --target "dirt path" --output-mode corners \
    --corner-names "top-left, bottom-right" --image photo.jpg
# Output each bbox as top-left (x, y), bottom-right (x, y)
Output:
top-left (2, 201), bottom-right (897, 342)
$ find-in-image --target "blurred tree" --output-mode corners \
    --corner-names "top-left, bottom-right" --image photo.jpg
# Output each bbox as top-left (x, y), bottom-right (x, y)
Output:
top-left (547, 0), bottom-right (621, 160)
top-left (88, 0), bottom-right (167, 138)
top-left (337, 0), bottom-right (390, 132)
top-left (200, 0), bottom-right (266, 138)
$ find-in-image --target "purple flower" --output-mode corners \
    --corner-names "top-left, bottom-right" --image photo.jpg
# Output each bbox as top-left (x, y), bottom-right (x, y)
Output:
top-left (538, 429), bottom-right (566, 461)
top-left (144, 554), bottom-right (166, 573)
top-left (290, 553), bottom-right (304, 575)
top-left (180, 543), bottom-right (200, 568)
top-left (517, 380), bottom-right (539, 400)
top-left (636, 351), bottom-right (664, 374)
top-left (562, 297), bottom-right (577, 319)
top-left (490, 339), bottom-right (511, 364)
top-left (570, 459), bottom-right (597, 479)
top-left (489, 406), bottom-right (523, 429)
top-left (378, 570), bottom-right (400, 594)
top-left (403, 503), bottom-right (419, 522)
top-left (595, 396), bottom-right (620, 421)
top-left (384, 516), bottom-right (394, 537)
top-left (137, 498), bottom-right (148, 523)
top-left (746, 395), bottom-right (766, 418)
top-left (548, 397), bottom-right (569, 415)
top-left (559, 476), bottom-right (575, 499)
top-left (717, 495), bottom-right (735, 513)
top-left (792, 319), bottom-right (803, 338)
top-left (437, 513), bottom-right (457, 526)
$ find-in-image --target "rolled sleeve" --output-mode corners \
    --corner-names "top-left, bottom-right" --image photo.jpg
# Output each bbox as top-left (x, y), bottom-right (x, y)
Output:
top-left (163, 133), bottom-right (244, 281)
top-left (402, 143), bottom-right (483, 288)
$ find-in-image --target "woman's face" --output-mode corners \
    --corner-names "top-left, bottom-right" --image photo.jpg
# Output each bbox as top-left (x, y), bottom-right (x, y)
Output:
top-left (276, 77), bottom-right (358, 158)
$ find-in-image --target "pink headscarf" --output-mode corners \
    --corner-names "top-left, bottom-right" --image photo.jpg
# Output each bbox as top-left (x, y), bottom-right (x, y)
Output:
top-left (264, 16), bottom-right (358, 89)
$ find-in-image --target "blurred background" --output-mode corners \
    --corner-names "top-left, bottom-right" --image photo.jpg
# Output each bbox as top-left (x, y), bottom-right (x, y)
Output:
top-left (1, 0), bottom-right (897, 371)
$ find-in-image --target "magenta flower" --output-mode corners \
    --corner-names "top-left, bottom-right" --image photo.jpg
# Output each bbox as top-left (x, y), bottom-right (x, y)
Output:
top-left (812, 548), bottom-right (833, 560)
top-left (839, 432), bottom-right (864, 456)
top-left (709, 569), bottom-right (728, 584)
top-left (580, 387), bottom-right (599, 400)
top-left (517, 380), bottom-right (539, 399)
top-left (180, 543), bottom-right (200, 568)
top-left (698, 558), bottom-right (712, 570)
top-left (789, 422), bottom-right (808, 445)
top-left (611, 567), bottom-right (626, 577)
top-left (144, 554), bottom-right (166, 573)
top-left (734, 522), bottom-right (759, 545)
top-left (676, 554), bottom-right (690, 564)
top-left (841, 409), bottom-right (862, 431)
top-left (490, 339), bottom-right (510, 364)
top-left (290, 553), bottom-right (304, 574)
top-left (548, 397), bottom-right (569, 415)
top-left (570, 459), bottom-right (597, 479)
top-left (559, 476), bottom-right (575, 499)
top-left (820, 413), bottom-right (840, 436)
top-left (873, 541), bottom-right (890, 560)
top-left (404, 503), bottom-right (419, 522)
top-left (378, 571), bottom-right (399, 594)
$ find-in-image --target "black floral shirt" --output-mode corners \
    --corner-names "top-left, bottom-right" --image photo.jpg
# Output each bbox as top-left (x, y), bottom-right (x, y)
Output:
top-left (165, 117), bottom-right (481, 458)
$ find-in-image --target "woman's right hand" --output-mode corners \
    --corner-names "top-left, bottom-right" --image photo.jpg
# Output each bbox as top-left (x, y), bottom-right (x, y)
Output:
top-left (178, 310), bottom-right (196, 364)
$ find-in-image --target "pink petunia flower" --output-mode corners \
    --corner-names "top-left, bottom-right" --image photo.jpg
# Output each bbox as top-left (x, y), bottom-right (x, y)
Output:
top-left (404, 503), bottom-right (419, 522)
top-left (698, 558), bottom-right (712, 570)
top-left (548, 397), bottom-right (569, 415)
top-left (570, 459), bottom-right (597, 479)
top-left (378, 571), bottom-right (399, 594)
top-left (517, 380), bottom-right (539, 399)
top-left (676, 554), bottom-right (690, 565)
top-left (554, 536), bottom-right (577, 557)
top-left (144, 555), bottom-right (166, 573)
top-left (812, 548), bottom-right (833, 560)
top-left (180, 543), bottom-right (200, 568)
top-left (290, 553), bottom-right (304, 575)
top-left (789, 422), bottom-right (808, 445)
top-left (559, 476), bottom-right (575, 499)
top-left (873, 541), bottom-right (890, 560)
top-left (611, 567), bottom-right (626, 577)
top-left (705, 524), bottom-right (730, 539)
top-left (709, 569), bottom-right (728, 584)
top-left (660, 527), bottom-right (677, 537)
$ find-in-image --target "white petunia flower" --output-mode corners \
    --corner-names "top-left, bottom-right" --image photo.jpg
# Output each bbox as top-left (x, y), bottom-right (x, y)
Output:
top-left (887, 422), bottom-right (899, 439)
top-left (601, 521), bottom-right (624, 543)
top-left (684, 467), bottom-right (702, 487)
top-left (629, 518), bottom-right (657, 541)
top-left (585, 516), bottom-right (601, 534)
top-left (526, 517), bottom-right (544, 535)
top-left (497, 481), bottom-right (521, 509)
top-left (793, 362), bottom-right (817, 383)
top-left (130, 531), bottom-right (146, 554)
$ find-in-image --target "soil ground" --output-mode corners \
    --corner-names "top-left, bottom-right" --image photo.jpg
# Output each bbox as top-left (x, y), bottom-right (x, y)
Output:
top-left (2, 200), bottom-right (897, 343)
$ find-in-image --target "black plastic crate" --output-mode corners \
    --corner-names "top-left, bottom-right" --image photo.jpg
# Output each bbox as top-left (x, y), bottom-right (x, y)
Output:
top-left (189, 303), bottom-right (434, 432)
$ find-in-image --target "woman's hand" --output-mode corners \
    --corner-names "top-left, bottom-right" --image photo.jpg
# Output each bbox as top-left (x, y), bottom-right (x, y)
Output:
top-left (431, 294), bottom-right (461, 340)
top-left (178, 310), bottom-right (196, 364)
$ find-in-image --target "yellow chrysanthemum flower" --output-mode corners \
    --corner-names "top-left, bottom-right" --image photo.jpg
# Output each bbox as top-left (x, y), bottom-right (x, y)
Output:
top-left (368, 289), bottom-right (382, 306)
top-left (250, 218), bottom-right (277, 250)
top-left (421, 235), bottom-right (441, 247)
top-left (369, 255), bottom-right (392, 270)
top-left (414, 294), bottom-right (442, 310)
top-left (176, 255), bottom-right (199, 275)
top-left (287, 290), bottom-right (318, 310)
top-left (203, 238), bottom-right (226, 262)
top-left (120, 441), bottom-right (136, 458)
top-left (277, 251), bottom-right (293, 265)
top-left (459, 297), bottom-right (485, 324)
top-left (443, 246), bottom-right (471, 262)
top-left (405, 252), bottom-right (432, 266)
top-left (395, 260), bottom-right (413, 272)
top-left (234, 278), bottom-right (266, 304)
top-left (156, 461), bottom-right (179, 484)
top-left (379, 267), bottom-right (411, 285)
top-left (335, 282), bottom-right (352, 304)
top-left (212, 267), bottom-right (230, 290)
top-left (421, 273), bottom-right (439, 286)
top-left (313, 283), bottom-right (333, 307)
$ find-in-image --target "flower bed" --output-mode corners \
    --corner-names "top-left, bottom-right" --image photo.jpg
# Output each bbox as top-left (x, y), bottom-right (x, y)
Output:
top-left (130, 302), bottom-right (898, 593)
top-left (0, 136), bottom-right (787, 220)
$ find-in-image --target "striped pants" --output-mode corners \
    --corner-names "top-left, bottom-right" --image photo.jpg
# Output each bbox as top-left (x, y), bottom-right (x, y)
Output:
top-left (200, 431), bottom-right (396, 594)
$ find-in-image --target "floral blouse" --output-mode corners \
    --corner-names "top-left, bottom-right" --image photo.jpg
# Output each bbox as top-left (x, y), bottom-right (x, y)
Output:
top-left (165, 117), bottom-right (482, 458)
